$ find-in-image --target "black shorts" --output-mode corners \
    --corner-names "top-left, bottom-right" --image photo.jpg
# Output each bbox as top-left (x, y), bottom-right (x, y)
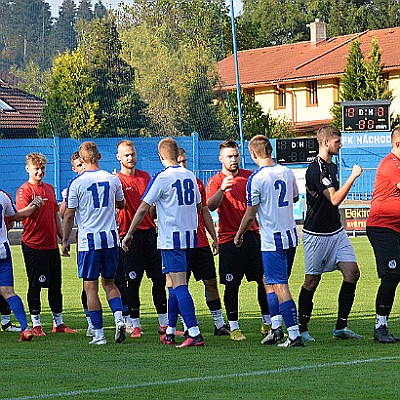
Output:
top-left (119, 229), bottom-right (164, 283)
top-left (188, 246), bottom-right (217, 281)
top-left (219, 231), bottom-right (263, 286)
top-left (367, 227), bottom-right (400, 278)
top-left (21, 242), bottom-right (61, 289)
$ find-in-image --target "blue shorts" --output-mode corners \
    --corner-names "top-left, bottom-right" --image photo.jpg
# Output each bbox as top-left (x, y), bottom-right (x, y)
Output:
top-left (0, 250), bottom-right (14, 287)
top-left (161, 249), bottom-right (191, 274)
top-left (77, 247), bottom-right (119, 280)
top-left (262, 247), bottom-right (296, 285)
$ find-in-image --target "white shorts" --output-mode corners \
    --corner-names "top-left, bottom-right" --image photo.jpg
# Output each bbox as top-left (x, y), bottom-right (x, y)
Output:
top-left (303, 229), bottom-right (356, 275)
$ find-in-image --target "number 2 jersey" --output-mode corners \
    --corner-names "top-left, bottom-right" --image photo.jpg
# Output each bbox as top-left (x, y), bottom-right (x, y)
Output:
top-left (142, 166), bottom-right (201, 250)
top-left (66, 170), bottom-right (125, 251)
top-left (246, 164), bottom-right (299, 251)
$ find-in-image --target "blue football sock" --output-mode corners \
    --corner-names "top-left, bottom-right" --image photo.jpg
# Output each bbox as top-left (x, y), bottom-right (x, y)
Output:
top-left (267, 292), bottom-right (280, 318)
top-left (88, 310), bottom-right (103, 330)
top-left (167, 287), bottom-right (179, 328)
top-left (174, 285), bottom-right (198, 329)
top-left (108, 297), bottom-right (123, 314)
top-left (279, 299), bottom-right (299, 329)
top-left (7, 295), bottom-right (28, 331)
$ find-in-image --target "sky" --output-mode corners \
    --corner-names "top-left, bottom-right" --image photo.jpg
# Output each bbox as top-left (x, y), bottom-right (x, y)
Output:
top-left (47, 0), bottom-right (243, 17)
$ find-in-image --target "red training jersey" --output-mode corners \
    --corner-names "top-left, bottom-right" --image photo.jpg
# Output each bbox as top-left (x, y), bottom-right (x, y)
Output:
top-left (367, 152), bottom-right (400, 232)
top-left (206, 169), bottom-right (259, 244)
top-left (117, 170), bottom-right (156, 238)
top-left (196, 178), bottom-right (209, 248)
top-left (16, 181), bottom-right (59, 250)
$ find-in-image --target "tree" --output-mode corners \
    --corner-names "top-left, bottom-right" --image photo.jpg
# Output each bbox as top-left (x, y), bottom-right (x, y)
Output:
top-left (40, 49), bottom-right (102, 138)
top-left (77, 0), bottom-right (94, 21)
top-left (331, 38), bottom-right (393, 127)
top-left (94, 1), bottom-right (107, 19)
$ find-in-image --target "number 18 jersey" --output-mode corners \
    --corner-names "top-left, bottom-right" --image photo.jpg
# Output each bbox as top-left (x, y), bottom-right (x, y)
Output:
top-left (67, 170), bottom-right (125, 251)
top-left (142, 166), bottom-right (201, 250)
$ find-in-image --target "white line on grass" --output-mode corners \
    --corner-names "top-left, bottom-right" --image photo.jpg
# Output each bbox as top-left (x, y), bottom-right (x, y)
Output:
top-left (3, 355), bottom-right (400, 400)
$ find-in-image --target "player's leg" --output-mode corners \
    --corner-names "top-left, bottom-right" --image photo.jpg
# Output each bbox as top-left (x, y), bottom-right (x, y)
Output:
top-left (115, 248), bottom-right (131, 332)
top-left (48, 249), bottom-right (77, 333)
top-left (219, 242), bottom-right (245, 341)
top-left (21, 243), bottom-right (45, 336)
top-left (84, 279), bottom-right (106, 344)
top-left (0, 291), bottom-right (19, 331)
top-left (334, 230), bottom-right (363, 339)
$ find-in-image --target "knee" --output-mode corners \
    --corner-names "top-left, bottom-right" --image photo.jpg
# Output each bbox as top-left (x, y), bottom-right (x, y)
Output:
top-left (302, 275), bottom-right (320, 292)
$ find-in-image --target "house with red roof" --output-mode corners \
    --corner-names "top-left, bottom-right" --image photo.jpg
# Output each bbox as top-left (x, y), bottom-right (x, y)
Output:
top-left (217, 20), bottom-right (400, 135)
top-left (0, 73), bottom-right (44, 138)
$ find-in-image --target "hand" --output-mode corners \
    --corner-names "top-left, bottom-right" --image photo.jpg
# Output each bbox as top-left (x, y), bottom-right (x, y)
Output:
top-left (351, 164), bottom-right (363, 178)
top-left (121, 235), bottom-right (132, 252)
top-left (62, 243), bottom-right (70, 257)
top-left (29, 196), bottom-right (44, 209)
top-left (234, 233), bottom-right (243, 247)
top-left (211, 239), bottom-right (219, 256)
top-left (221, 175), bottom-right (234, 192)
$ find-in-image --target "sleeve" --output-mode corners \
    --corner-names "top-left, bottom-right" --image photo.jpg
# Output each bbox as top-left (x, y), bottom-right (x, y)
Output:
top-left (206, 175), bottom-right (220, 200)
top-left (3, 194), bottom-right (16, 218)
top-left (16, 185), bottom-right (32, 210)
top-left (113, 176), bottom-right (125, 202)
top-left (142, 173), bottom-right (163, 205)
top-left (246, 173), bottom-right (260, 206)
top-left (197, 179), bottom-right (207, 206)
top-left (308, 163), bottom-right (330, 193)
top-left (288, 169), bottom-right (299, 198)
top-left (66, 181), bottom-right (78, 209)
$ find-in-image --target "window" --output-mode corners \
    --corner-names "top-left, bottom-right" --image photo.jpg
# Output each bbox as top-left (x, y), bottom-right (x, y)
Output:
top-left (307, 81), bottom-right (318, 106)
top-left (276, 85), bottom-right (286, 108)
top-left (0, 99), bottom-right (15, 111)
top-left (245, 88), bottom-right (255, 98)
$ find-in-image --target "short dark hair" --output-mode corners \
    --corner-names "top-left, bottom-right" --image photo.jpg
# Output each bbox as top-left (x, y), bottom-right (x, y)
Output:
top-left (219, 139), bottom-right (238, 152)
top-left (248, 135), bottom-right (273, 158)
top-left (317, 125), bottom-right (341, 145)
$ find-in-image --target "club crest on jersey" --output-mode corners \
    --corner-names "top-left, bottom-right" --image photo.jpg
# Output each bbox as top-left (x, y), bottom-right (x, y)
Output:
top-left (38, 275), bottom-right (47, 283)
top-left (388, 259), bottom-right (397, 269)
top-left (129, 271), bottom-right (137, 280)
top-left (226, 273), bottom-right (233, 282)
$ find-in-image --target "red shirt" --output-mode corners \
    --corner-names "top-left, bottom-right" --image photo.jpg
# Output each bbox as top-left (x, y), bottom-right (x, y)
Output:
top-left (16, 181), bottom-right (59, 250)
top-left (117, 170), bottom-right (156, 238)
top-left (367, 152), bottom-right (400, 232)
top-left (206, 169), bottom-right (259, 244)
top-left (197, 178), bottom-right (209, 248)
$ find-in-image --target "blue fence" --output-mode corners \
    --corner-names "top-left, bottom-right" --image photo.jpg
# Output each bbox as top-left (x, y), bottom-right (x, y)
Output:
top-left (0, 132), bottom-right (392, 206)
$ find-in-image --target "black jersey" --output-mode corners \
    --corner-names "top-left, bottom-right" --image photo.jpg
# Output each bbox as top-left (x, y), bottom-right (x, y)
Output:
top-left (303, 156), bottom-right (342, 234)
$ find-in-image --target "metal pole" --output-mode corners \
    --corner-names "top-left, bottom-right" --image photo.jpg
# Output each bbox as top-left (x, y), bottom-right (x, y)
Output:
top-left (229, 0), bottom-right (245, 168)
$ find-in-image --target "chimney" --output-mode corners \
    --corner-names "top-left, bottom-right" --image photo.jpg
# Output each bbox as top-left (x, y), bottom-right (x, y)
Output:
top-left (308, 19), bottom-right (326, 45)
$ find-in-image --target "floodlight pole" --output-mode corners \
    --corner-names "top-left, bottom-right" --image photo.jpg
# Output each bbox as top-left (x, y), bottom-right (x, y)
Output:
top-left (229, 0), bottom-right (245, 168)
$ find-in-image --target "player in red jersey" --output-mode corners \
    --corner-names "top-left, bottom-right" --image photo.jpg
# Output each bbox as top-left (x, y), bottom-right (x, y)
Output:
top-left (177, 147), bottom-right (229, 336)
top-left (16, 152), bottom-right (77, 336)
top-left (206, 140), bottom-right (269, 341)
top-left (367, 126), bottom-right (400, 343)
top-left (115, 140), bottom-right (168, 338)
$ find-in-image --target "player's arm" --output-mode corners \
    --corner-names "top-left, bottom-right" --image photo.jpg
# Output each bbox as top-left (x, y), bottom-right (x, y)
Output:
top-left (207, 176), bottom-right (233, 211)
top-left (202, 205), bottom-right (219, 255)
top-left (323, 164), bottom-right (363, 206)
top-left (9, 197), bottom-right (44, 221)
top-left (59, 188), bottom-right (67, 218)
top-left (62, 207), bottom-right (76, 257)
top-left (116, 198), bottom-right (126, 210)
top-left (56, 213), bottom-right (63, 241)
top-left (234, 205), bottom-right (258, 247)
top-left (121, 201), bottom-right (151, 251)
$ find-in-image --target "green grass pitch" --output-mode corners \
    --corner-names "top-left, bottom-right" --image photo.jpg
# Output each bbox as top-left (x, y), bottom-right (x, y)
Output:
top-left (2, 237), bottom-right (400, 400)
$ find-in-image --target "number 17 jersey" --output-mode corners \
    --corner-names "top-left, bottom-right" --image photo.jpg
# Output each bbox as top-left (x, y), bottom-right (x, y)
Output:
top-left (142, 166), bottom-right (201, 250)
top-left (67, 170), bottom-right (125, 251)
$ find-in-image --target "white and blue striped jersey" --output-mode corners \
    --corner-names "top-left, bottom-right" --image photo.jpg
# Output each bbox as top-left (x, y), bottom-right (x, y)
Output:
top-left (142, 166), bottom-right (200, 250)
top-left (0, 190), bottom-right (15, 259)
top-left (247, 164), bottom-right (299, 251)
top-left (66, 170), bottom-right (124, 251)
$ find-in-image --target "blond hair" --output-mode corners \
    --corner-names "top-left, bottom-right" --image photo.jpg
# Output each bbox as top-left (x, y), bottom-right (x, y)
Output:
top-left (26, 152), bottom-right (47, 167)
top-left (248, 135), bottom-right (272, 158)
top-left (158, 138), bottom-right (178, 161)
top-left (79, 141), bottom-right (100, 164)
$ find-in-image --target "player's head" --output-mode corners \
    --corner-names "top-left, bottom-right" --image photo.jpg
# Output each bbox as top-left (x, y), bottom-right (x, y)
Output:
top-left (219, 139), bottom-right (239, 173)
top-left (248, 135), bottom-right (273, 159)
top-left (391, 126), bottom-right (400, 153)
top-left (25, 152), bottom-right (47, 183)
top-left (117, 140), bottom-right (137, 171)
top-left (70, 151), bottom-right (84, 174)
top-left (317, 125), bottom-right (342, 156)
top-left (158, 138), bottom-right (178, 163)
top-left (79, 141), bottom-right (101, 164)
top-left (177, 146), bottom-right (187, 168)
